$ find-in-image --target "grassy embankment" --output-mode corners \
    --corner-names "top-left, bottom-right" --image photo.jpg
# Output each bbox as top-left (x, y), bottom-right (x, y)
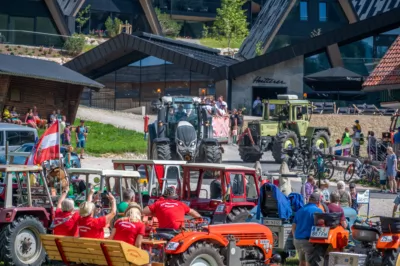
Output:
top-left (39, 120), bottom-right (146, 156)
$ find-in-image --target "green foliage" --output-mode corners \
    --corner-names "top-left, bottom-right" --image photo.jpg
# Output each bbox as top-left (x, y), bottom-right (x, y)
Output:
top-left (199, 37), bottom-right (244, 49)
top-left (63, 34), bottom-right (86, 55)
top-left (76, 5), bottom-right (91, 33)
top-left (105, 16), bottom-right (123, 37)
top-left (202, 25), bottom-right (209, 38)
top-left (212, 0), bottom-right (248, 49)
top-left (155, 8), bottom-right (182, 37)
top-left (255, 41), bottom-right (263, 56)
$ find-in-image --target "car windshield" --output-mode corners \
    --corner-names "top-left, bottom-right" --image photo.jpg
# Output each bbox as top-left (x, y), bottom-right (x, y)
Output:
top-left (167, 103), bottom-right (198, 128)
top-left (15, 145), bottom-right (33, 153)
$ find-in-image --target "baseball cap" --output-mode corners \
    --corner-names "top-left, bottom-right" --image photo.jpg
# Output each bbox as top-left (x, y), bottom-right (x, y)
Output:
top-left (349, 183), bottom-right (356, 189)
top-left (355, 120), bottom-right (359, 123)
top-left (309, 192), bottom-right (321, 202)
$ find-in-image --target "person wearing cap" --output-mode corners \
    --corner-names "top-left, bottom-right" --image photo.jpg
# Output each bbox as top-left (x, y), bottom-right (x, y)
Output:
top-left (354, 120), bottom-right (361, 131)
top-left (327, 191), bottom-right (347, 228)
top-left (292, 192), bottom-right (323, 266)
top-left (76, 120), bottom-right (88, 159)
top-left (52, 187), bottom-right (79, 236)
top-left (78, 189), bottom-right (116, 239)
top-left (110, 202), bottom-right (145, 247)
top-left (142, 187), bottom-right (202, 230)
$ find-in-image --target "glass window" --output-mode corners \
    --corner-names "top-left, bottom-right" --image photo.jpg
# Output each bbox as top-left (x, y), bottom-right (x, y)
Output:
top-left (300, 1), bottom-right (308, 21)
top-left (245, 175), bottom-right (258, 199)
top-left (319, 2), bottom-right (327, 22)
top-left (36, 17), bottom-right (63, 47)
top-left (230, 173), bottom-right (244, 196)
top-left (0, 131), bottom-right (3, 146)
top-left (6, 131), bottom-right (35, 146)
top-left (0, 14), bottom-right (8, 42)
top-left (9, 16), bottom-right (35, 45)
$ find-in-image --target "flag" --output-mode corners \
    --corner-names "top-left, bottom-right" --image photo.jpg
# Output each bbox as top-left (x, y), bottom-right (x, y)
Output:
top-left (25, 122), bottom-right (60, 165)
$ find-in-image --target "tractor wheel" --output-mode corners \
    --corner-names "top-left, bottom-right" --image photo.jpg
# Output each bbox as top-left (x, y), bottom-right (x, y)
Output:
top-left (169, 241), bottom-right (224, 266)
top-left (152, 142), bottom-right (172, 160)
top-left (0, 215), bottom-right (46, 266)
top-left (272, 130), bottom-right (299, 163)
top-left (226, 207), bottom-right (250, 223)
top-left (312, 130), bottom-right (330, 150)
top-left (204, 144), bottom-right (222, 163)
top-left (382, 249), bottom-right (400, 266)
top-left (308, 244), bottom-right (329, 266)
top-left (239, 147), bottom-right (262, 162)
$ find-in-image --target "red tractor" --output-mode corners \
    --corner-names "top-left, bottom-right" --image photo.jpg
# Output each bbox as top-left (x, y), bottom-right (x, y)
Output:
top-left (0, 165), bottom-right (55, 266)
top-left (180, 163), bottom-right (260, 224)
top-left (384, 113), bottom-right (400, 144)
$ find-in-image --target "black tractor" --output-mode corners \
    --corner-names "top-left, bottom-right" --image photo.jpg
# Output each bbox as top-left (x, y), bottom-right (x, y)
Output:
top-left (147, 96), bottom-right (222, 163)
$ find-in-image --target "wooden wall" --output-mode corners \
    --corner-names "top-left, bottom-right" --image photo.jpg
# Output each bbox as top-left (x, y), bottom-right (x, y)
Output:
top-left (1, 75), bottom-right (83, 124)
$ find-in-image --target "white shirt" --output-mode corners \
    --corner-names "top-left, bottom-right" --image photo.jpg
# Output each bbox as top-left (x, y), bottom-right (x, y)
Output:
top-left (216, 101), bottom-right (227, 110)
top-left (353, 132), bottom-right (360, 146)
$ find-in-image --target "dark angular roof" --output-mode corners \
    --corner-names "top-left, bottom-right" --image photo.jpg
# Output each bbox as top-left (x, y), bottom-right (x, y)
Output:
top-left (65, 33), bottom-right (237, 81)
top-left (363, 36), bottom-right (400, 91)
top-left (352, 0), bottom-right (400, 20)
top-left (0, 54), bottom-right (103, 90)
top-left (57, 0), bottom-right (85, 16)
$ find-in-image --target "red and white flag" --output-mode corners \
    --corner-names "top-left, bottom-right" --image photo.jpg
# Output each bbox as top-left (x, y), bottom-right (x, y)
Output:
top-left (26, 122), bottom-right (60, 165)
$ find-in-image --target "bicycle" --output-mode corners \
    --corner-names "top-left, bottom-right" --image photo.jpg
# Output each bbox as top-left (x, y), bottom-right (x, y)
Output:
top-left (305, 150), bottom-right (335, 180)
top-left (343, 158), bottom-right (378, 183)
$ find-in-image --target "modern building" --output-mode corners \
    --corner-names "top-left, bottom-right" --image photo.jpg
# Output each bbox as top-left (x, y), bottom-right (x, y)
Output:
top-left (0, 0), bottom-right (161, 48)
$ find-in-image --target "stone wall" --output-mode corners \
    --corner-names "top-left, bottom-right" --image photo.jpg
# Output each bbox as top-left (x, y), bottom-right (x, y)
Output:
top-left (231, 55), bottom-right (304, 111)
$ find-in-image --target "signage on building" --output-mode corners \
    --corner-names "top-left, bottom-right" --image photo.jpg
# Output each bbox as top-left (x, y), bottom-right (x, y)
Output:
top-left (252, 76), bottom-right (286, 87)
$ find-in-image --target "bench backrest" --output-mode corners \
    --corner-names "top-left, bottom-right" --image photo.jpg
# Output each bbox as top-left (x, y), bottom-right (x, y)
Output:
top-left (41, 234), bottom-right (150, 266)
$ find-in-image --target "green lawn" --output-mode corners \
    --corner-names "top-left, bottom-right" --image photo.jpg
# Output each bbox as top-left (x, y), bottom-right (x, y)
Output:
top-left (199, 37), bottom-right (244, 49)
top-left (82, 44), bottom-right (97, 53)
top-left (39, 120), bottom-right (146, 156)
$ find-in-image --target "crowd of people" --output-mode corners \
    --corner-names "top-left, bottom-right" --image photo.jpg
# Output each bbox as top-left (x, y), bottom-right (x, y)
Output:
top-left (52, 185), bottom-right (201, 258)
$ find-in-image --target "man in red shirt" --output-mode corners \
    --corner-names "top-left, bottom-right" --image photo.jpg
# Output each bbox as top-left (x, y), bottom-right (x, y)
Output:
top-left (78, 190), bottom-right (116, 238)
top-left (52, 188), bottom-right (79, 236)
top-left (327, 191), bottom-right (348, 228)
top-left (111, 202), bottom-right (145, 247)
top-left (142, 187), bottom-right (201, 230)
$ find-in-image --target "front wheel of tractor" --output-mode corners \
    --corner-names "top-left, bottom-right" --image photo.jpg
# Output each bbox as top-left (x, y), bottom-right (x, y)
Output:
top-left (168, 241), bottom-right (224, 266)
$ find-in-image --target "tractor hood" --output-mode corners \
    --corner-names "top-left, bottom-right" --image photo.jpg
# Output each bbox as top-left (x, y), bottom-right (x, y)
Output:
top-left (175, 121), bottom-right (197, 160)
top-left (207, 222), bottom-right (272, 237)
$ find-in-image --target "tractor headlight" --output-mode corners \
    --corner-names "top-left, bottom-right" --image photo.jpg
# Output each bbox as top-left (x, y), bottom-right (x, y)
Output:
top-left (178, 141), bottom-right (184, 146)
top-left (166, 242), bottom-right (180, 251)
top-left (190, 141), bottom-right (196, 147)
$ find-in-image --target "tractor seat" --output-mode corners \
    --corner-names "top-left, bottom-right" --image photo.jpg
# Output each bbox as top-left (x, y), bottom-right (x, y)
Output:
top-left (155, 228), bottom-right (180, 241)
top-left (352, 224), bottom-right (381, 236)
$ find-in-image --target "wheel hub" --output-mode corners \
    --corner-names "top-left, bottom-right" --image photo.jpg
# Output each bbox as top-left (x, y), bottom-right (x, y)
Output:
top-left (15, 229), bottom-right (40, 263)
top-left (191, 254), bottom-right (217, 266)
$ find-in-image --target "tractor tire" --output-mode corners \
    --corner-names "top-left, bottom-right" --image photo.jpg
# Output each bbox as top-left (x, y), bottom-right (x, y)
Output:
top-left (227, 207), bottom-right (250, 223)
top-left (0, 215), bottom-right (46, 266)
top-left (312, 130), bottom-right (330, 150)
top-left (152, 142), bottom-right (172, 160)
top-left (308, 244), bottom-right (329, 266)
top-left (204, 144), bottom-right (222, 163)
top-left (239, 147), bottom-right (262, 162)
top-left (169, 241), bottom-right (224, 266)
top-left (382, 249), bottom-right (400, 266)
top-left (272, 130), bottom-right (299, 163)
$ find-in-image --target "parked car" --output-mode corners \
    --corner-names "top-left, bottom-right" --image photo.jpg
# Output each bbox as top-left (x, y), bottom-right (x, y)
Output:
top-left (10, 143), bottom-right (81, 168)
top-left (0, 123), bottom-right (38, 164)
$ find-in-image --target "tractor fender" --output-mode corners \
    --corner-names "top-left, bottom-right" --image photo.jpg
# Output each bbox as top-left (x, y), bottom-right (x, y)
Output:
top-left (165, 231), bottom-right (229, 255)
top-left (153, 137), bottom-right (170, 144)
top-left (306, 127), bottom-right (331, 137)
top-left (0, 207), bottom-right (51, 227)
top-left (201, 138), bottom-right (219, 145)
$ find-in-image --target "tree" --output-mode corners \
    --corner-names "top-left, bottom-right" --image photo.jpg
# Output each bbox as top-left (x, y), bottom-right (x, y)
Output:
top-left (76, 5), bottom-right (91, 33)
top-left (212, 0), bottom-right (248, 49)
top-left (105, 16), bottom-right (123, 37)
top-left (155, 8), bottom-right (182, 37)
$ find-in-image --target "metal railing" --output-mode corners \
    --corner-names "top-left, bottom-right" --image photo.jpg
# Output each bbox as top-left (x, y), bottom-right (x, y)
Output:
top-left (0, 30), bottom-right (68, 48)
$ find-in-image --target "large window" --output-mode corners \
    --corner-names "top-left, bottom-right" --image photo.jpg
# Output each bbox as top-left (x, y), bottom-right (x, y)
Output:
top-left (300, 1), bottom-right (308, 21)
top-left (319, 2), bottom-right (327, 22)
top-left (9, 16), bottom-right (34, 45)
top-left (36, 17), bottom-right (63, 47)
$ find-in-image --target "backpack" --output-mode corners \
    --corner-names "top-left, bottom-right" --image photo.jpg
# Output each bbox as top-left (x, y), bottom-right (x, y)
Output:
top-left (359, 132), bottom-right (365, 145)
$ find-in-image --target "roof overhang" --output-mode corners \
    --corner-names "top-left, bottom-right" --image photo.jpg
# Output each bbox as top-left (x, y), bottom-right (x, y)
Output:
top-left (363, 85), bottom-right (400, 92)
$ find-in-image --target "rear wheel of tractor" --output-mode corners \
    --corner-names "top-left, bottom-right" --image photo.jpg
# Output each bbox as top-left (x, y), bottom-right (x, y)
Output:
top-left (272, 130), bottom-right (299, 163)
top-left (312, 130), bottom-right (330, 150)
top-left (239, 147), bottom-right (262, 162)
top-left (204, 145), bottom-right (222, 163)
top-left (169, 241), bottom-right (224, 266)
top-left (309, 244), bottom-right (329, 266)
top-left (382, 249), bottom-right (400, 266)
top-left (226, 207), bottom-right (250, 223)
top-left (0, 215), bottom-right (46, 266)
top-left (152, 142), bottom-right (172, 160)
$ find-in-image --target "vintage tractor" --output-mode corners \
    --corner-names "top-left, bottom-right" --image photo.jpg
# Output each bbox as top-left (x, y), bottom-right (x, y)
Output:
top-left (112, 159), bottom-right (186, 206)
top-left (0, 165), bottom-right (55, 266)
top-left (180, 163), bottom-right (260, 223)
top-left (147, 96), bottom-right (228, 163)
top-left (383, 112), bottom-right (400, 144)
top-left (238, 94), bottom-right (331, 163)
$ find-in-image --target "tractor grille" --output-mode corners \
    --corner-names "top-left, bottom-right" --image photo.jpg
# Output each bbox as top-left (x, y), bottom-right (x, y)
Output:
top-left (221, 233), bottom-right (268, 240)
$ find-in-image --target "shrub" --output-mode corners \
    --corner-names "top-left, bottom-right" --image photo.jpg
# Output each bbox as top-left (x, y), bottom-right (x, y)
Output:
top-left (5, 45), bottom-right (9, 48)
top-left (105, 16), bottom-right (123, 37)
top-left (39, 46), bottom-right (43, 52)
top-left (63, 34), bottom-right (86, 55)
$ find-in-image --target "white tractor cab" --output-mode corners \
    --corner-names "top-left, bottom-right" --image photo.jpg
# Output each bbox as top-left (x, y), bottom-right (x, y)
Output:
top-left (66, 168), bottom-right (142, 209)
top-left (112, 159), bottom-right (186, 206)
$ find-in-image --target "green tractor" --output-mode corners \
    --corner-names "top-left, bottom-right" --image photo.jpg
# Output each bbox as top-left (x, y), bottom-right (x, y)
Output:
top-left (238, 95), bottom-right (330, 163)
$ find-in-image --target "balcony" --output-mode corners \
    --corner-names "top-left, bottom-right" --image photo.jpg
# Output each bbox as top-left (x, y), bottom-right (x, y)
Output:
top-left (154, 0), bottom-right (220, 21)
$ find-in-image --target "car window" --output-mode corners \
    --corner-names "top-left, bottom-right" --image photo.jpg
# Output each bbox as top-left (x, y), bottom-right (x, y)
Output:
top-left (245, 174), bottom-right (258, 199)
top-left (15, 145), bottom-right (32, 152)
top-left (6, 131), bottom-right (35, 146)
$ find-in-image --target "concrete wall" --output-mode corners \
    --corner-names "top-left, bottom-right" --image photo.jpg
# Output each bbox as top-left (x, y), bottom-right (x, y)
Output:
top-left (231, 55), bottom-right (304, 110)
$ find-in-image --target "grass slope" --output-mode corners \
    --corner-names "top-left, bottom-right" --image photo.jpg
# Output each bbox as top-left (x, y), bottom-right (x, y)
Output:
top-left (199, 37), bottom-right (244, 49)
top-left (39, 120), bottom-right (146, 156)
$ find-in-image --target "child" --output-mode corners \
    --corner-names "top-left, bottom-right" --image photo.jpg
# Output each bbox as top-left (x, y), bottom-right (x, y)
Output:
top-left (63, 123), bottom-right (71, 145)
top-left (373, 163), bottom-right (387, 192)
top-left (335, 139), bottom-right (342, 156)
top-left (320, 179), bottom-right (330, 204)
top-left (65, 146), bottom-right (73, 169)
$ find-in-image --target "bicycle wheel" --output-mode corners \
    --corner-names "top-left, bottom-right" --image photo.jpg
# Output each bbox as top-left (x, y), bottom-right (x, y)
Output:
top-left (302, 161), bottom-right (310, 174)
top-left (344, 164), bottom-right (355, 182)
top-left (324, 161), bottom-right (335, 180)
top-left (359, 168), bottom-right (370, 181)
top-left (307, 163), bottom-right (318, 177)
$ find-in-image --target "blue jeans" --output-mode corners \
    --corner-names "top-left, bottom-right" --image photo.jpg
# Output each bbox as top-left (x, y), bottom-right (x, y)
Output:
top-left (77, 139), bottom-right (86, 148)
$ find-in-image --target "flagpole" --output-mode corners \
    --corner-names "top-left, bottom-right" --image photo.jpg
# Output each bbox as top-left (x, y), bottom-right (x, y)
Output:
top-left (58, 120), bottom-right (63, 194)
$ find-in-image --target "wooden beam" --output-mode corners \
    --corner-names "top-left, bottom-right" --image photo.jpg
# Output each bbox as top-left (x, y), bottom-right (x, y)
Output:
top-left (138, 0), bottom-right (163, 35)
top-left (44, 0), bottom-right (70, 37)
top-left (326, 44), bottom-right (344, 67)
top-left (338, 0), bottom-right (358, 23)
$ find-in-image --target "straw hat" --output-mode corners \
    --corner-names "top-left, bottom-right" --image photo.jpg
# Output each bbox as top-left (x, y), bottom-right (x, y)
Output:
top-left (124, 202), bottom-right (142, 215)
top-left (79, 201), bottom-right (95, 217)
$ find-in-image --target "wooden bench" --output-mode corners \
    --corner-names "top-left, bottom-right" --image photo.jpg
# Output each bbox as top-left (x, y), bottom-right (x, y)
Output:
top-left (41, 234), bottom-right (150, 266)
